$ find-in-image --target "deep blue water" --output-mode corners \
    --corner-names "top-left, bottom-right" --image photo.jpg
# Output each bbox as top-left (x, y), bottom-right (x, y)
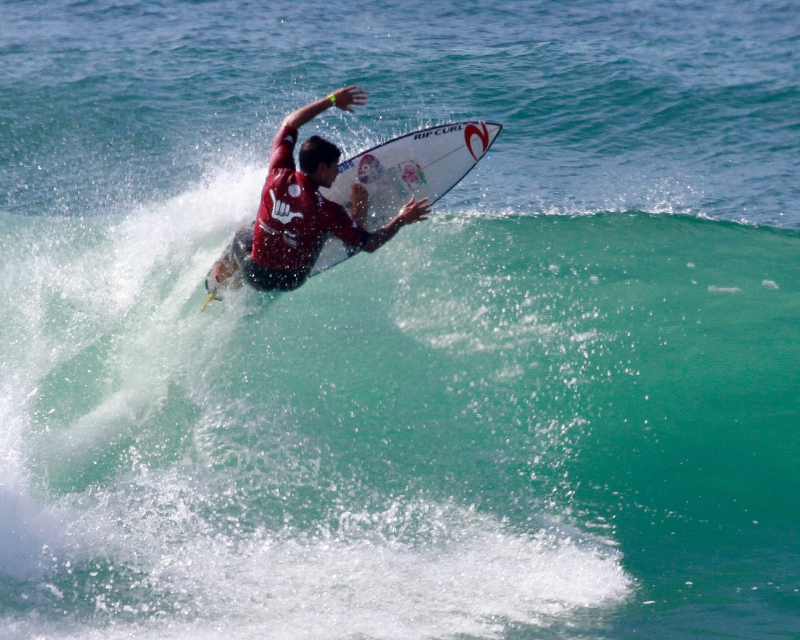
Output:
top-left (1, 1), bottom-right (799, 638)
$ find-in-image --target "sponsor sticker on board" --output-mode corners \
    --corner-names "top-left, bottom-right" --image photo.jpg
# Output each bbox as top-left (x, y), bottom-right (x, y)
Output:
top-left (357, 154), bottom-right (384, 184)
top-left (398, 160), bottom-right (427, 191)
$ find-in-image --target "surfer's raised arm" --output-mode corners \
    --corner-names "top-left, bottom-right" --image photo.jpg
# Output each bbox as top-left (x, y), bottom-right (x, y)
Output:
top-left (282, 85), bottom-right (368, 130)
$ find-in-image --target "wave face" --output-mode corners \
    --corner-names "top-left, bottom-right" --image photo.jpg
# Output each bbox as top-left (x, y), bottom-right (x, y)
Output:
top-left (2, 1), bottom-right (800, 638)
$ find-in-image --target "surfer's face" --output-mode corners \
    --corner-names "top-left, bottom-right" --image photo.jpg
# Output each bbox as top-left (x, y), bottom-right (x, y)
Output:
top-left (315, 161), bottom-right (339, 188)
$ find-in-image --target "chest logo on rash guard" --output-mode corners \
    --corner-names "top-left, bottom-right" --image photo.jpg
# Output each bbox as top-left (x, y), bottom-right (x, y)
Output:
top-left (270, 189), bottom-right (304, 224)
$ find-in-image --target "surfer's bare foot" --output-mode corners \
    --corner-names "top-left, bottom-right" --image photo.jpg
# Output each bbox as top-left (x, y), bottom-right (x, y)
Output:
top-left (207, 251), bottom-right (242, 293)
top-left (215, 254), bottom-right (238, 283)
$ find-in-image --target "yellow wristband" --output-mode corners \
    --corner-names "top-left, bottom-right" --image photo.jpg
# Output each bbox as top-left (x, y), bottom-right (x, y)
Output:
top-left (327, 93), bottom-right (337, 106)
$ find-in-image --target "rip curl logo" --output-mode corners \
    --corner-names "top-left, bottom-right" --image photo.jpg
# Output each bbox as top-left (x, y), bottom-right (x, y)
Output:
top-left (270, 189), bottom-right (303, 224)
top-left (464, 122), bottom-right (490, 161)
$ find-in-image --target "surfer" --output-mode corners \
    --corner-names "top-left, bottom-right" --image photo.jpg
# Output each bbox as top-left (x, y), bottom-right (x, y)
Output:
top-left (206, 85), bottom-right (430, 299)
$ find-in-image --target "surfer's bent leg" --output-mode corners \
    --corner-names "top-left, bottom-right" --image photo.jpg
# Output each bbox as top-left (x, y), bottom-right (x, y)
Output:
top-left (232, 227), bottom-right (308, 292)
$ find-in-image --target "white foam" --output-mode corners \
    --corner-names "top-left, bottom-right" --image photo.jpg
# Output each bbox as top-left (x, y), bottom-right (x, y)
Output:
top-left (101, 166), bottom-right (263, 310)
top-left (0, 334), bottom-right (65, 583)
top-left (708, 285), bottom-right (741, 294)
top-left (0, 165), bottom-right (262, 578)
top-left (0, 485), bottom-right (64, 580)
top-left (47, 471), bottom-right (630, 640)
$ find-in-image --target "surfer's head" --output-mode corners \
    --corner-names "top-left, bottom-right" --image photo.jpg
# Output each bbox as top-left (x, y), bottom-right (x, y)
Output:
top-left (300, 136), bottom-right (341, 187)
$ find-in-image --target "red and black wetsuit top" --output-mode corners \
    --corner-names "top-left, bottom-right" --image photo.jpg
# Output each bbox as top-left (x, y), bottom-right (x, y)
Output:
top-left (252, 125), bottom-right (369, 272)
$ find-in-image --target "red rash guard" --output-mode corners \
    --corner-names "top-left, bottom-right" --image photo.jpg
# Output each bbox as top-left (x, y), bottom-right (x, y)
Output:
top-left (252, 125), bottom-right (369, 272)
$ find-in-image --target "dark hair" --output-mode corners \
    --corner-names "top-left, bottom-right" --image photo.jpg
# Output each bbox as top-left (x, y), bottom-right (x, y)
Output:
top-left (299, 135), bottom-right (341, 174)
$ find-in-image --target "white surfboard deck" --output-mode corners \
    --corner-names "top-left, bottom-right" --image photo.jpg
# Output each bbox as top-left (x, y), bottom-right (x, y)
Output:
top-left (310, 120), bottom-right (502, 276)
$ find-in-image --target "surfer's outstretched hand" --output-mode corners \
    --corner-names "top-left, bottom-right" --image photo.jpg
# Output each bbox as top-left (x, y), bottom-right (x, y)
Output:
top-left (283, 85), bottom-right (368, 129)
top-left (397, 196), bottom-right (430, 225)
top-left (331, 85), bottom-right (368, 113)
top-left (361, 197), bottom-right (430, 253)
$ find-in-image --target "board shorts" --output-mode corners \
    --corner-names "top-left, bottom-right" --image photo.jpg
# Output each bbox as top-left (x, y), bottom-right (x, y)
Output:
top-left (231, 227), bottom-right (309, 292)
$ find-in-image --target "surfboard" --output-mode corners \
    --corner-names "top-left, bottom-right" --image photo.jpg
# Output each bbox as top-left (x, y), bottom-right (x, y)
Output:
top-left (310, 120), bottom-right (502, 275)
top-left (202, 120), bottom-right (501, 307)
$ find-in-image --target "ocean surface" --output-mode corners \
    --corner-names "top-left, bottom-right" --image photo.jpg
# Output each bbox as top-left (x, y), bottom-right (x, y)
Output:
top-left (1, 1), bottom-right (799, 638)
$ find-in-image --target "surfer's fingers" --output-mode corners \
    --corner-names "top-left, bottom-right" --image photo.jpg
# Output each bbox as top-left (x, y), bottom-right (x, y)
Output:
top-left (412, 198), bottom-right (431, 212)
top-left (336, 85), bottom-right (368, 104)
top-left (343, 100), bottom-right (365, 112)
top-left (402, 198), bottom-right (430, 219)
top-left (339, 96), bottom-right (366, 113)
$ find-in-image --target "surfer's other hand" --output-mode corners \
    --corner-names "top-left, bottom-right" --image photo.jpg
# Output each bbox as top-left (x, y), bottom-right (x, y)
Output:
top-left (351, 183), bottom-right (369, 226)
top-left (331, 85), bottom-right (368, 113)
top-left (398, 196), bottom-right (430, 225)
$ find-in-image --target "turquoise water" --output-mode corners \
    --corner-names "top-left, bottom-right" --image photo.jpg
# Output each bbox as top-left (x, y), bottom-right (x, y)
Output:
top-left (1, 1), bottom-right (799, 638)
